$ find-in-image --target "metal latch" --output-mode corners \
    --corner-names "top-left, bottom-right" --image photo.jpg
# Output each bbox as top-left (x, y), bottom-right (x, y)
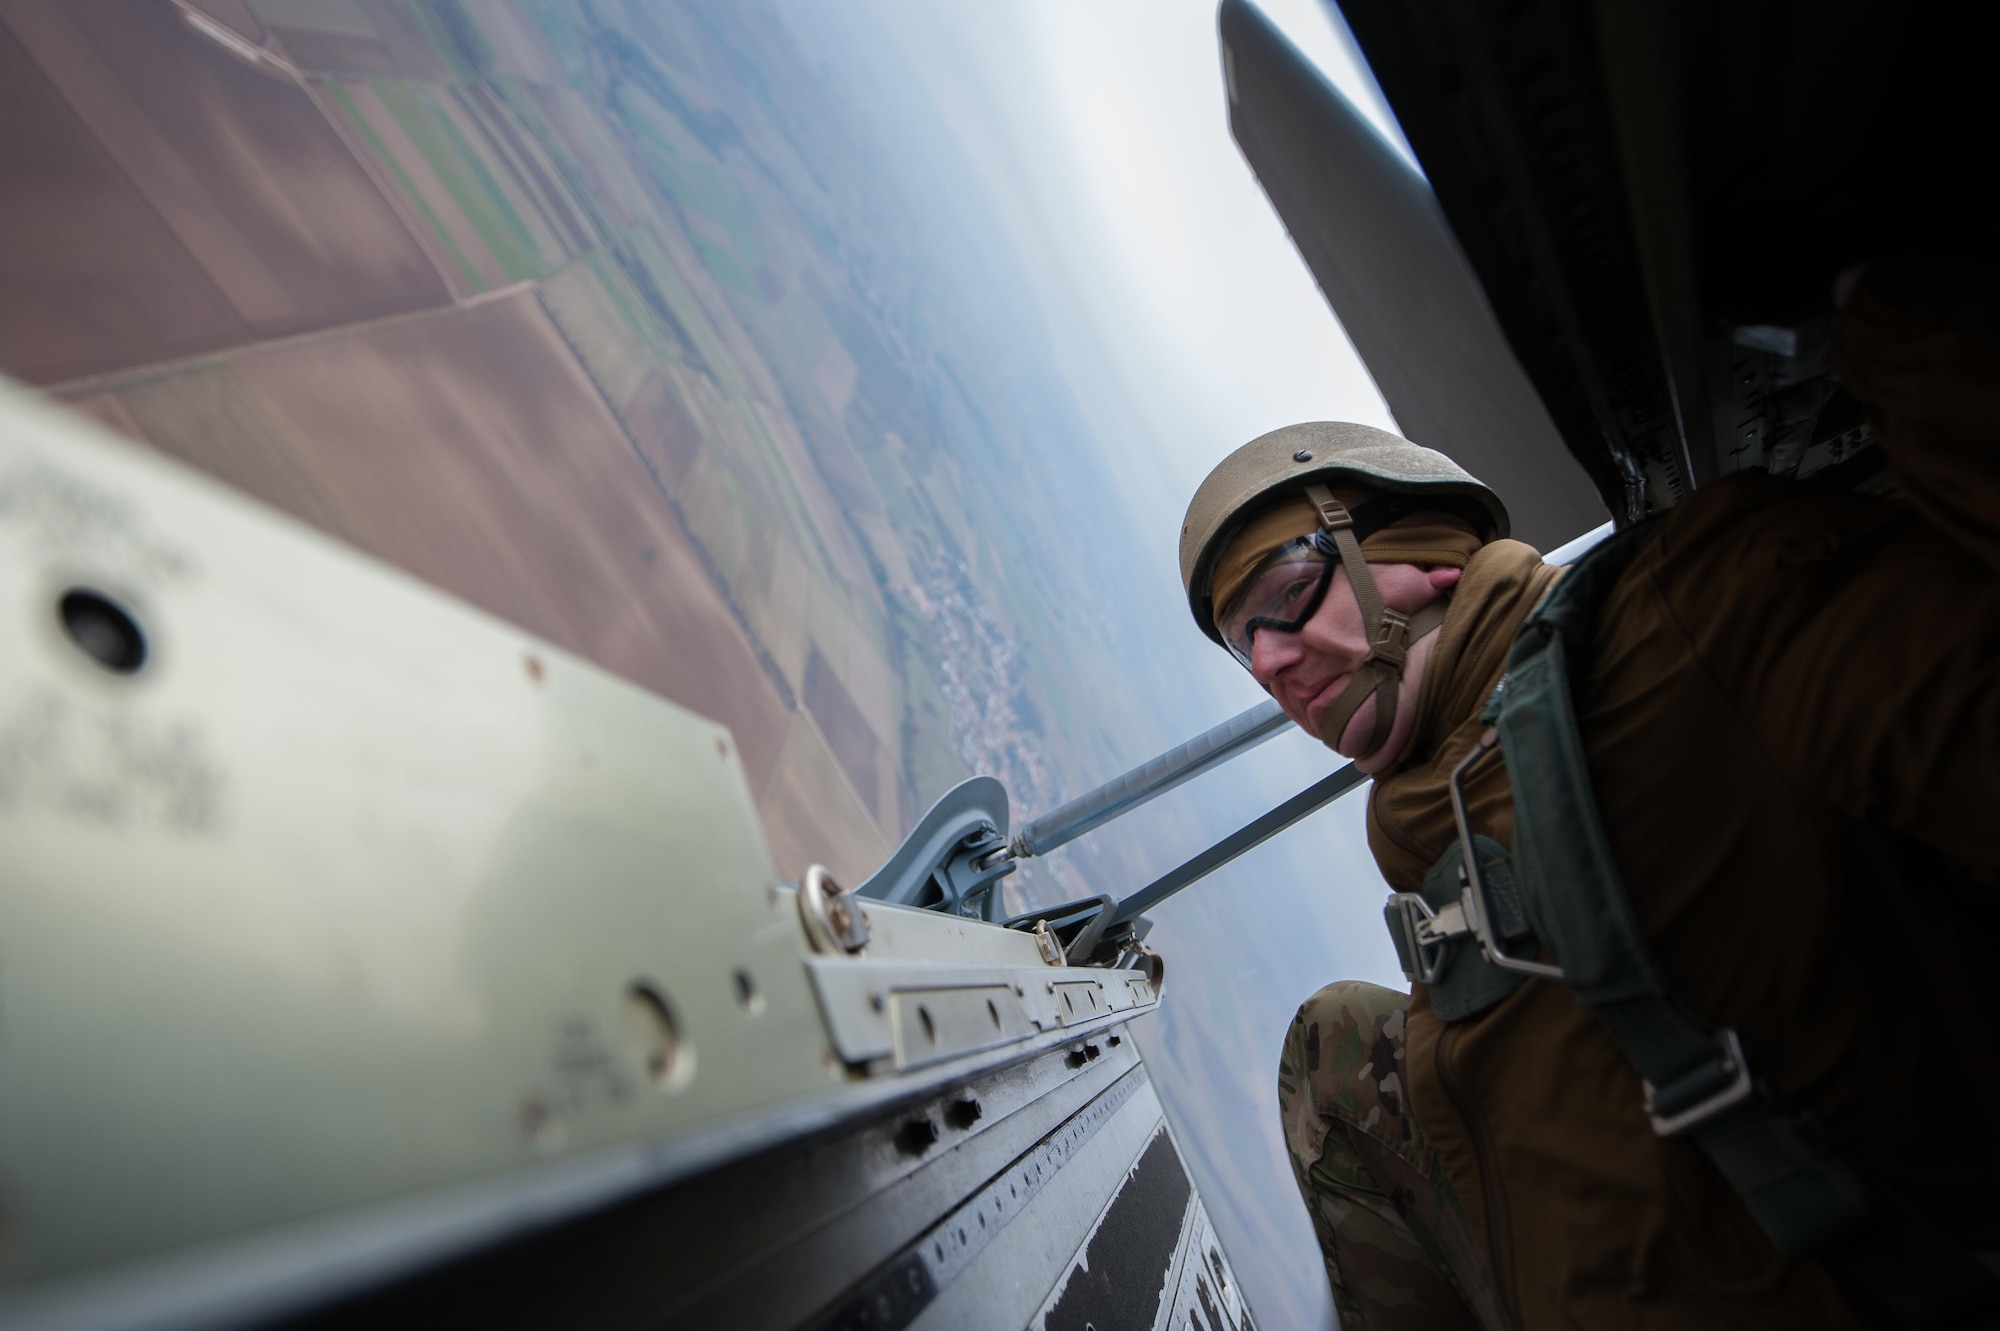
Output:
top-left (1643, 1028), bottom-right (1755, 1137)
top-left (1447, 726), bottom-right (1564, 980)
top-left (1387, 892), bottom-right (1472, 984)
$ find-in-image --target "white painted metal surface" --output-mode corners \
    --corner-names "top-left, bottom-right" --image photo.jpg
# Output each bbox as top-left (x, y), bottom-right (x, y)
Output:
top-left (0, 380), bottom-right (1166, 1328)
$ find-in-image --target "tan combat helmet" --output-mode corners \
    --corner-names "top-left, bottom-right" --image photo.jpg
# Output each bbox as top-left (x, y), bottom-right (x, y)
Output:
top-left (1180, 421), bottom-right (1509, 755)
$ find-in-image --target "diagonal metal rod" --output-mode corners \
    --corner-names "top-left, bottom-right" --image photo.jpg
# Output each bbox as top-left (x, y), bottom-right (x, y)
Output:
top-left (1109, 763), bottom-right (1367, 926)
top-left (1011, 699), bottom-right (1293, 859)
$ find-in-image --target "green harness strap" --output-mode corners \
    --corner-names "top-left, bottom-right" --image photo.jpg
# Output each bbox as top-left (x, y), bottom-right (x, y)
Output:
top-left (1395, 523), bottom-right (2000, 1328)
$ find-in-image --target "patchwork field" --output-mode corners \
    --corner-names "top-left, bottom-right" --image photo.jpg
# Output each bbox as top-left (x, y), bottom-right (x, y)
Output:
top-left (6, 0), bottom-right (1166, 892)
top-left (0, 0), bottom-right (452, 383)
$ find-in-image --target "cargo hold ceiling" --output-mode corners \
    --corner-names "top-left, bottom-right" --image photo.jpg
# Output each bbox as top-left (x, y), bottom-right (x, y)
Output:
top-left (1223, 0), bottom-right (1995, 526)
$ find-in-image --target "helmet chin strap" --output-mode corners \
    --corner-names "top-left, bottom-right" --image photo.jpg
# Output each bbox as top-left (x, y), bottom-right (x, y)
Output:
top-left (1302, 485), bottom-right (1449, 761)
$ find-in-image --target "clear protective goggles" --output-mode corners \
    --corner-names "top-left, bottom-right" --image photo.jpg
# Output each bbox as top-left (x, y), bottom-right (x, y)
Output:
top-left (1215, 529), bottom-right (1342, 669)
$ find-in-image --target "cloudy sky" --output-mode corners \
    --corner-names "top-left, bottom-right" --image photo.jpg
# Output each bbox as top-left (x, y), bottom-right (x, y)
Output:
top-left (855, 0), bottom-right (1404, 520)
top-left (831, 0), bottom-right (1440, 731)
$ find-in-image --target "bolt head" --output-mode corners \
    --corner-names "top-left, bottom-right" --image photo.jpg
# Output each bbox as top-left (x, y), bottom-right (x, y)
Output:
top-left (1293, 448), bottom-right (1313, 462)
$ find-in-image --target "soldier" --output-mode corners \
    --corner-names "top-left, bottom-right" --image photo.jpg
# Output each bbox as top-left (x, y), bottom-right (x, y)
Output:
top-left (1178, 261), bottom-right (2000, 1329)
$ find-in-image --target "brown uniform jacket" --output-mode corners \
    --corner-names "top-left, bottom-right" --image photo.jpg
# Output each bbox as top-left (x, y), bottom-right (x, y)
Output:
top-left (1367, 269), bottom-right (2000, 1328)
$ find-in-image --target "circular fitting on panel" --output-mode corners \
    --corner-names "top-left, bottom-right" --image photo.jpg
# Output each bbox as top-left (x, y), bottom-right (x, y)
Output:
top-left (58, 587), bottom-right (148, 675)
top-left (1137, 946), bottom-right (1165, 992)
top-left (799, 864), bottom-right (870, 955)
top-left (622, 981), bottom-right (694, 1093)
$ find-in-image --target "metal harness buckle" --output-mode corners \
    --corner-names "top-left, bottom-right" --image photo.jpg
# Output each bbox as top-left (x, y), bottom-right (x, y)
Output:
top-left (1388, 892), bottom-right (1472, 984)
top-left (1643, 1028), bottom-right (1755, 1137)
top-left (1448, 726), bottom-right (1565, 980)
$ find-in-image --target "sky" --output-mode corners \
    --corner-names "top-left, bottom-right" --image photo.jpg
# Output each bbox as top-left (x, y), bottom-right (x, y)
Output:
top-left (790, 4), bottom-right (1433, 1326)
top-left (837, 0), bottom-right (1430, 722)
top-left (856, 1), bottom-right (1394, 504)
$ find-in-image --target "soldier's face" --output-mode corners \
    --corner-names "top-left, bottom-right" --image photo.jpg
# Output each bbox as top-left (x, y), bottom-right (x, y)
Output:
top-left (1247, 560), bottom-right (1460, 769)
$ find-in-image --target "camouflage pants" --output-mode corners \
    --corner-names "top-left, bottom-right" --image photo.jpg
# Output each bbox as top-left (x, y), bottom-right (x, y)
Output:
top-left (1277, 981), bottom-right (1510, 1331)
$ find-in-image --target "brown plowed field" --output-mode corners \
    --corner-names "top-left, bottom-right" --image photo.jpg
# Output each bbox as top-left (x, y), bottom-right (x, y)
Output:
top-left (64, 290), bottom-right (795, 798)
top-left (187, 2), bottom-right (263, 44)
top-left (262, 0), bottom-right (448, 81)
top-left (0, 22), bottom-right (249, 384)
top-left (330, 77), bottom-right (511, 292)
top-left (804, 644), bottom-right (882, 824)
top-left (0, 0), bottom-right (450, 384)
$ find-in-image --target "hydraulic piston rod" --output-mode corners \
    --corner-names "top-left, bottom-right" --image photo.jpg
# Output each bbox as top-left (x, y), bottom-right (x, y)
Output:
top-left (1009, 698), bottom-right (1292, 859)
top-left (1109, 762), bottom-right (1365, 925)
